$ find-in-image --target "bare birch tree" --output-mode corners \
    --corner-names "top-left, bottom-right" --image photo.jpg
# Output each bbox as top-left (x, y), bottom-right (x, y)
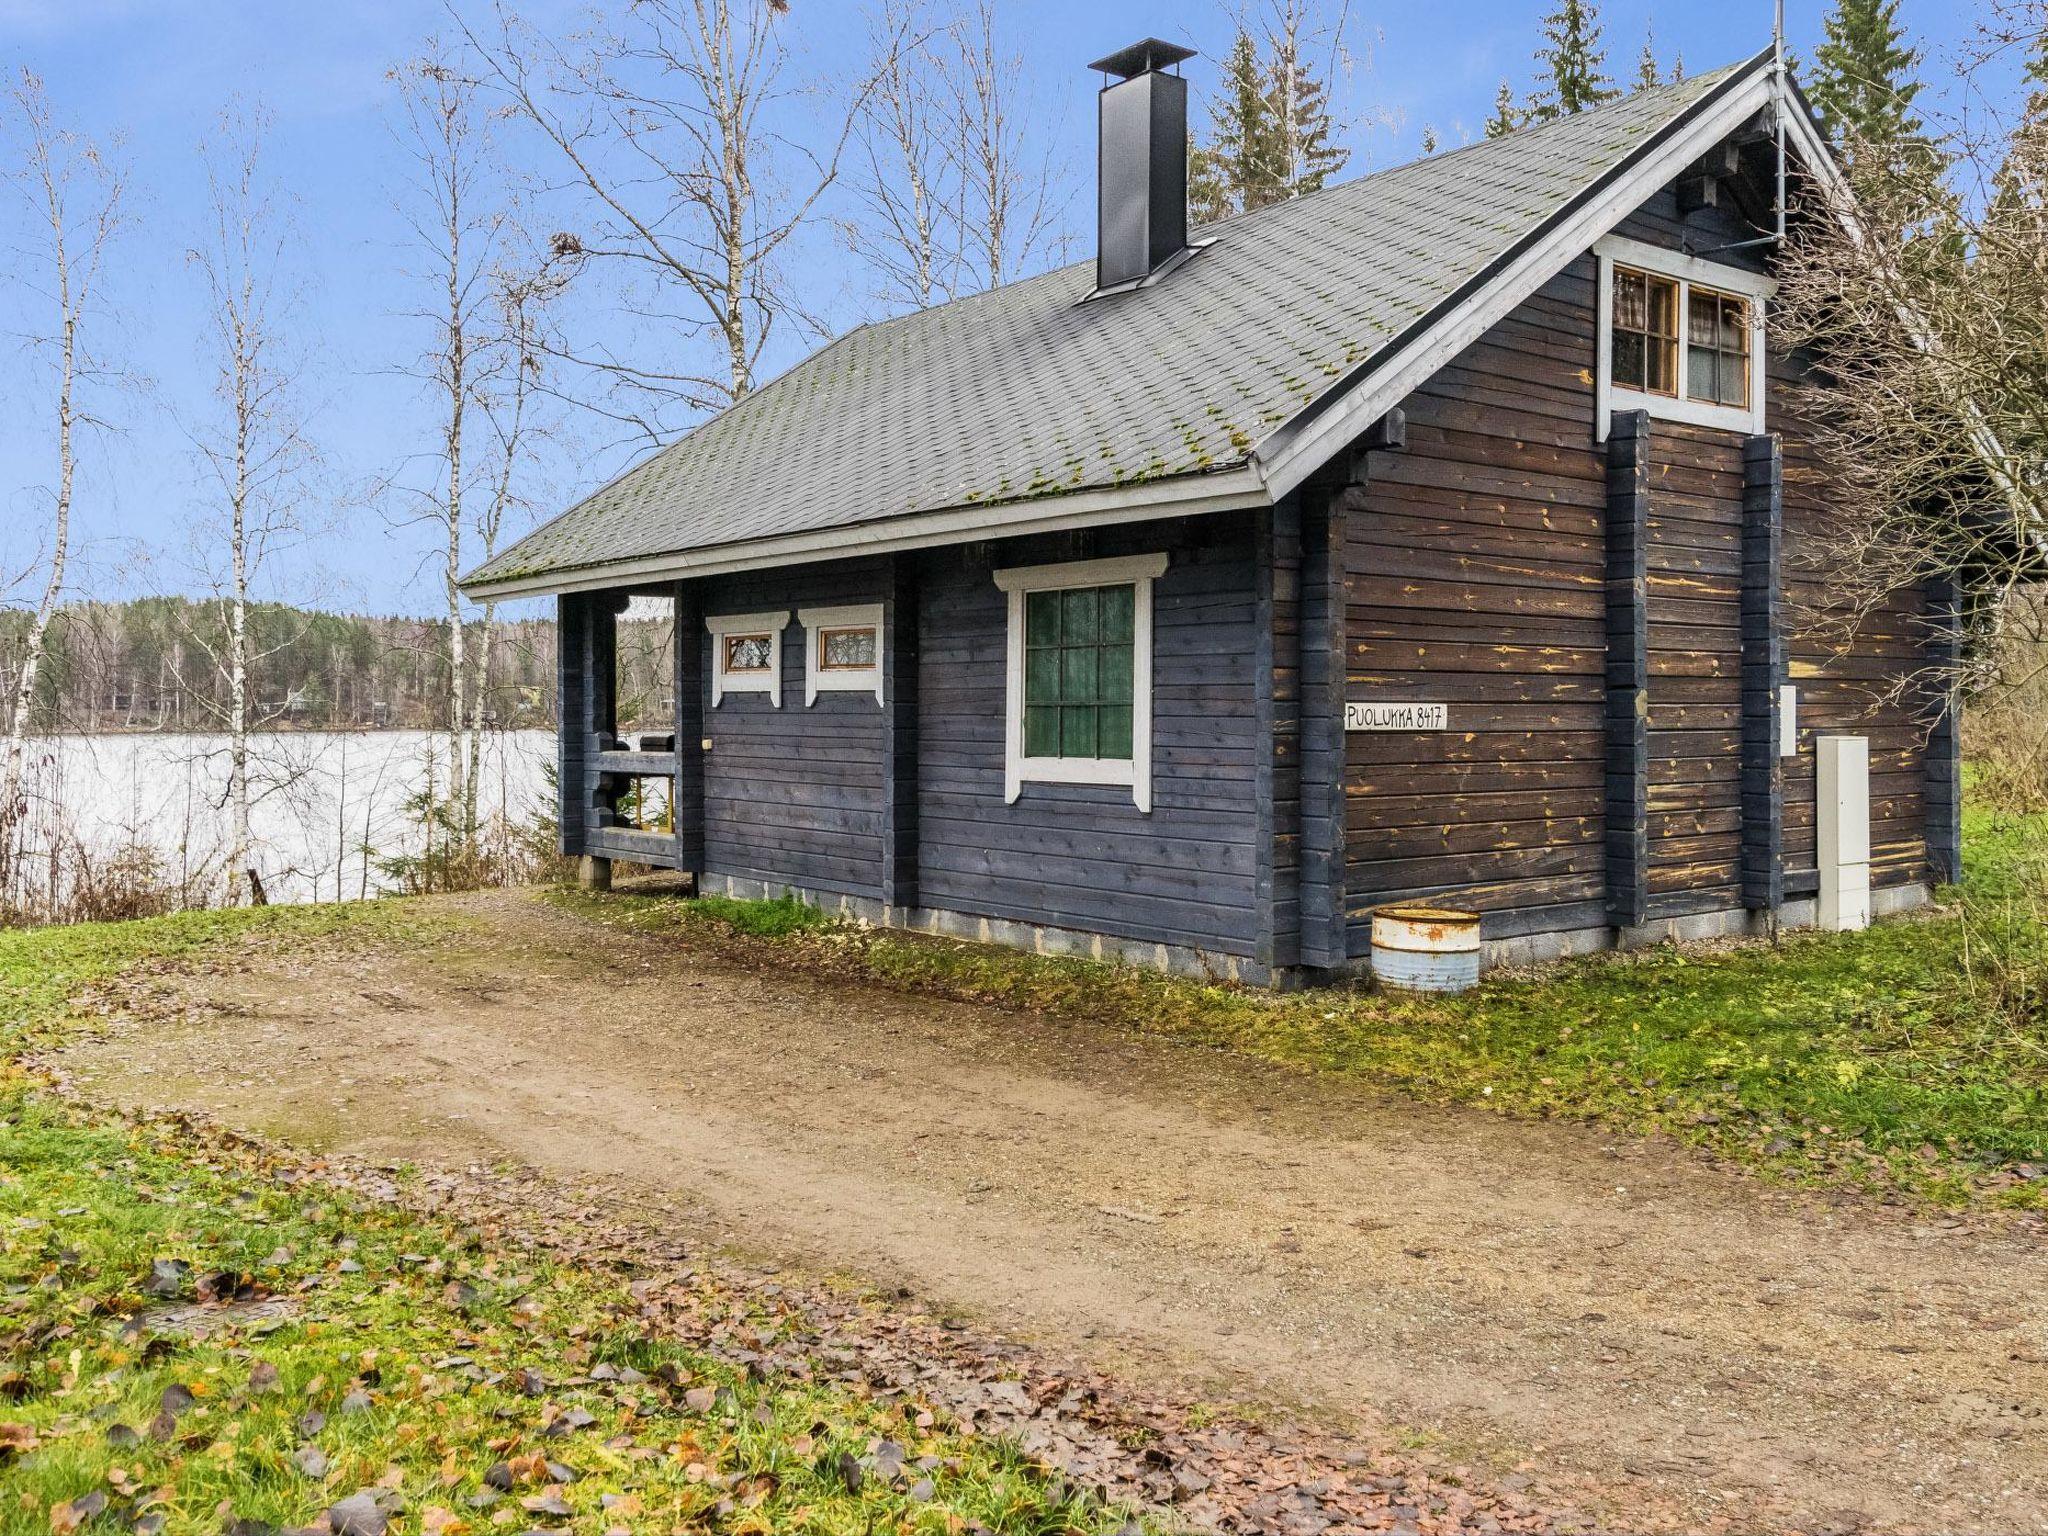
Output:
top-left (949, 0), bottom-right (1067, 292)
top-left (391, 43), bottom-right (510, 843)
top-left (458, 0), bottom-right (891, 444)
top-left (841, 0), bottom-right (956, 309)
top-left (1, 70), bottom-right (126, 895)
top-left (462, 259), bottom-right (560, 841)
top-left (184, 104), bottom-right (316, 905)
top-left (841, 0), bottom-right (1068, 314)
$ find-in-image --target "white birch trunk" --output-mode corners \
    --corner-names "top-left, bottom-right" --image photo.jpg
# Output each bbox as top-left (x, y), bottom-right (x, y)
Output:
top-left (444, 246), bottom-right (469, 836)
top-left (1, 297), bottom-right (74, 859)
top-left (228, 320), bottom-right (253, 904)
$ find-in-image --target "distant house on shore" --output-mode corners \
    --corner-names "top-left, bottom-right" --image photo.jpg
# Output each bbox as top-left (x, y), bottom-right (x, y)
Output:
top-left (462, 40), bottom-right (1959, 986)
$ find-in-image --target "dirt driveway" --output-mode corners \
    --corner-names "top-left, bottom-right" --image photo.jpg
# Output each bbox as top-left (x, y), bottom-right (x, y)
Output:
top-left (57, 891), bottom-right (2048, 1535)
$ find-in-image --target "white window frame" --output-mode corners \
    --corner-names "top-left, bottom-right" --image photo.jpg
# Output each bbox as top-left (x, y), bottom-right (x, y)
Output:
top-left (1594, 233), bottom-right (1773, 442)
top-left (992, 552), bottom-right (1168, 814)
top-left (798, 603), bottom-right (885, 706)
top-left (705, 610), bottom-right (790, 708)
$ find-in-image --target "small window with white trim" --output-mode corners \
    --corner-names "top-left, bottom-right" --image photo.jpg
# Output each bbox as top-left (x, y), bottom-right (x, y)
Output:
top-left (798, 603), bottom-right (884, 705)
top-left (706, 610), bottom-right (790, 707)
top-left (993, 552), bottom-right (1167, 813)
top-left (1595, 234), bottom-right (1770, 439)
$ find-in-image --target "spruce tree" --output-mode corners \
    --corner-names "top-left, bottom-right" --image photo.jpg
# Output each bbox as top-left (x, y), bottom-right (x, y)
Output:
top-left (1189, 133), bottom-right (1231, 227)
top-left (1193, 20), bottom-right (1349, 216)
top-left (1807, 0), bottom-right (1925, 151)
top-left (1635, 25), bottom-right (1660, 92)
top-left (1202, 30), bottom-right (1282, 215)
top-left (1485, 80), bottom-right (1522, 139)
top-left (1528, 0), bottom-right (1620, 120)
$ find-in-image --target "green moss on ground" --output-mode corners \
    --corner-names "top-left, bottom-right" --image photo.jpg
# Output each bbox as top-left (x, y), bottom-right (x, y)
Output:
top-left (0, 906), bottom-right (1118, 1536)
top-left (563, 810), bottom-right (2048, 1212)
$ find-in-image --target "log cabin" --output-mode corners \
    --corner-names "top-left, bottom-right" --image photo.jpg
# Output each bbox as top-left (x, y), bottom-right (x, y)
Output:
top-left (460, 39), bottom-right (1961, 986)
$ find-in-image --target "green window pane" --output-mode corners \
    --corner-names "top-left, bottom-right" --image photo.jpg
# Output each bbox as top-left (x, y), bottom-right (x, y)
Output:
top-left (1018, 580), bottom-right (1146, 762)
top-left (1062, 646), bottom-right (1098, 704)
top-left (1096, 702), bottom-right (1133, 760)
top-left (1061, 706), bottom-right (1097, 758)
top-left (1026, 589), bottom-right (1062, 647)
top-left (1687, 345), bottom-right (1718, 403)
top-left (1062, 587), bottom-right (1099, 645)
top-left (1098, 642), bottom-right (1133, 703)
top-left (1025, 647), bottom-right (1061, 705)
top-left (1099, 584), bottom-right (1135, 643)
top-left (1024, 704), bottom-right (1061, 757)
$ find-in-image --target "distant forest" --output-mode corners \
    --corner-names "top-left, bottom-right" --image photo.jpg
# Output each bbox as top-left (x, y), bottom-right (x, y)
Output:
top-left (0, 598), bottom-right (560, 733)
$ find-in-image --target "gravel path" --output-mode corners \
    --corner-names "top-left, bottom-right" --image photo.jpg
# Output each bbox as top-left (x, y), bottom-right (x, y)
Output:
top-left (56, 890), bottom-right (2048, 1535)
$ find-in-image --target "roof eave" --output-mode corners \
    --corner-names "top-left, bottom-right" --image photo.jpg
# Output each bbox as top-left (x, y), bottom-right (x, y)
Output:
top-left (458, 462), bottom-right (1273, 601)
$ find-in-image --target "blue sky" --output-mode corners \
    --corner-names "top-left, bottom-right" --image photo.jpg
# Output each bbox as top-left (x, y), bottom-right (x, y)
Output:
top-left (0, 0), bottom-right (2008, 618)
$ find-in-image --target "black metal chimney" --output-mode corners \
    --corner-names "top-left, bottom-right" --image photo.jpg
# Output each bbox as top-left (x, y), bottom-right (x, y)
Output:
top-left (1089, 38), bottom-right (1196, 293)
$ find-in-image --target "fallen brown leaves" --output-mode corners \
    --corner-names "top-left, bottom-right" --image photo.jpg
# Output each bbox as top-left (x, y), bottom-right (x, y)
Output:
top-left (46, 1101), bottom-right (1730, 1536)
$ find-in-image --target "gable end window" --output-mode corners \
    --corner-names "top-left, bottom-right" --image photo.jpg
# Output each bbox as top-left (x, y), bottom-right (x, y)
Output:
top-left (1595, 234), bottom-right (1770, 439)
top-left (706, 610), bottom-right (790, 707)
top-left (993, 553), bottom-right (1167, 813)
top-left (797, 603), bottom-right (885, 705)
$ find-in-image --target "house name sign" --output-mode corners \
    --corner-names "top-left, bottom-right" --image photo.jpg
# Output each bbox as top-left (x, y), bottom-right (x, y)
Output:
top-left (1345, 701), bottom-right (1449, 732)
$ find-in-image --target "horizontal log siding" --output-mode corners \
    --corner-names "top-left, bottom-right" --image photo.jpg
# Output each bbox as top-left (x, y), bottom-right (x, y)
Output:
top-left (1343, 258), bottom-right (1611, 943)
top-left (916, 516), bottom-right (1262, 956)
top-left (1775, 381), bottom-right (1930, 891)
top-left (1645, 422), bottom-right (1746, 910)
top-left (698, 560), bottom-right (891, 900)
top-left (1611, 193), bottom-right (1927, 892)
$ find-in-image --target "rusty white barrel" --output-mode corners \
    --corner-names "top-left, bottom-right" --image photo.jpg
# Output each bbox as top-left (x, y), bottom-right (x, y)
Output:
top-left (1369, 905), bottom-right (1482, 993)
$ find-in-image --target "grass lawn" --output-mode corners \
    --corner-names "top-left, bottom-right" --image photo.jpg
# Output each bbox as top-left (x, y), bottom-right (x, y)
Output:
top-left (0, 910), bottom-right (1114, 1536)
top-left (564, 810), bottom-right (2048, 1212)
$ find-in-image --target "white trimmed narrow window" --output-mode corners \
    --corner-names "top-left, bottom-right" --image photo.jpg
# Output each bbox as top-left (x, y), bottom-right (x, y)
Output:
top-left (992, 553), bottom-right (1167, 813)
top-left (798, 603), bottom-right (884, 705)
top-left (705, 610), bottom-right (790, 707)
top-left (1594, 234), bottom-right (1771, 440)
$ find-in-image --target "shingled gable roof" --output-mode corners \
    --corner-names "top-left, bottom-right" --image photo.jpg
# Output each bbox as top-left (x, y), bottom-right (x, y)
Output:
top-left (466, 46), bottom-right (1810, 599)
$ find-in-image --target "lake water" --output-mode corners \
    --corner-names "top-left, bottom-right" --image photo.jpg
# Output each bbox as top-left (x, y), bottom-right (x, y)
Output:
top-left (12, 730), bottom-right (556, 908)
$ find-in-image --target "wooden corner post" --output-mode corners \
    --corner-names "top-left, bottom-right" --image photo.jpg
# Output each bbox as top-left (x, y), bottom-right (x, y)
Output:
top-left (882, 553), bottom-right (921, 913)
top-left (556, 592), bottom-right (590, 861)
top-left (1298, 473), bottom-right (1354, 971)
top-left (1740, 433), bottom-right (1784, 912)
top-left (1254, 499), bottom-right (1304, 972)
top-left (1604, 410), bottom-right (1651, 929)
top-left (1923, 573), bottom-right (1964, 886)
top-left (672, 581), bottom-right (706, 882)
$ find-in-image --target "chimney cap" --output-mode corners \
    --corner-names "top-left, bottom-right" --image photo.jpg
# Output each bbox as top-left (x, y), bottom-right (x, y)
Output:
top-left (1087, 38), bottom-right (1196, 81)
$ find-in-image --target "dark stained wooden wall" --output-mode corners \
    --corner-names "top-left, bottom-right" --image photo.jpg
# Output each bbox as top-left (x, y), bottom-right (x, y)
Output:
top-left (1777, 390), bottom-right (1931, 893)
top-left (676, 515), bottom-right (1263, 958)
top-left (914, 515), bottom-right (1262, 957)
top-left (1342, 256), bottom-right (1612, 946)
top-left (1645, 421), bottom-right (1746, 914)
top-left (696, 559), bottom-right (891, 901)
top-left (1340, 180), bottom-right (1935, 951)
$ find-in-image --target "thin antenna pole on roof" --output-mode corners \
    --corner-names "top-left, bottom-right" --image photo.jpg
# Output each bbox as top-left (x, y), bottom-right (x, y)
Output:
top-left (1772, 0), bottom-right (1788, 244)
top-left (1702, 1), bottom-right (1792, 253)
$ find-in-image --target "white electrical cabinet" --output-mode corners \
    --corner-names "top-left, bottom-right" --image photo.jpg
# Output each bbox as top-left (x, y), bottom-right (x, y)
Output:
top-left (1817, 735), bottom-right (1871, 931)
